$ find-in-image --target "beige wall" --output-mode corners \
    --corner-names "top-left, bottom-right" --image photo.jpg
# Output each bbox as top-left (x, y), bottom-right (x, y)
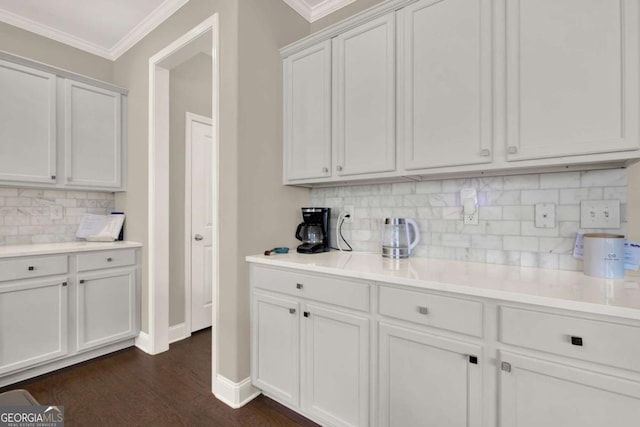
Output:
top-left (232, 0), bottom-right (309, 380)
top-left (169, 53), bottom-right (213, 327)
top-left (0, 22), bottom-right (114, 83)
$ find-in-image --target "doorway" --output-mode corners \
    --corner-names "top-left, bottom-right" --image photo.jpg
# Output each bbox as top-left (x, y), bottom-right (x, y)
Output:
top-left (146, 15), bottom-right (220, 394)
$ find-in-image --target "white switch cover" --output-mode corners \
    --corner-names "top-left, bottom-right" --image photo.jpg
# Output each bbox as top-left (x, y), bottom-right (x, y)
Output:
top-left (50, 205), bottom-right (63, 220)
top-left (535, 204), bottom-right (555, 228)
top-left (580, 200), bottom-right (621, 229)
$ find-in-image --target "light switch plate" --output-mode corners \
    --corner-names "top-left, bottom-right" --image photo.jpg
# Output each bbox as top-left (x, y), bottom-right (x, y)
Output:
top-left (50, 205), bottom-right (63, 220)
top-left (535, 204), bottom-right (555, 228)
top-left (580, 200), bottom-right (621, 229)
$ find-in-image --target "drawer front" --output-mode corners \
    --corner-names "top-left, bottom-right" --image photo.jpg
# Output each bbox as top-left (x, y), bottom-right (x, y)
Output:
top-left (379, 286), bottom-right (483, 337)
top-left (0, 256), bottom-right (68, 282)
top-left (77, 249), bottom-right (136, 272)
top-left (252, 266), bottom-right (369, 312)
top-left (501, 306), bottom-right (640, 372)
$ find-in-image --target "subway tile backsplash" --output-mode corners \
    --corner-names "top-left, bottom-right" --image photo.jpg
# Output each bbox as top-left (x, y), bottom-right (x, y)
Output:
top-left (310, 169), bottom-right (628, 271)
top-left (0, 188), bottom-right (115, 245)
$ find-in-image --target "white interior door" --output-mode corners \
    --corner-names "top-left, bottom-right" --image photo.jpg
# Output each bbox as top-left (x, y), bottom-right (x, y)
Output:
top-left (188, 114), bottom-right (214, 332)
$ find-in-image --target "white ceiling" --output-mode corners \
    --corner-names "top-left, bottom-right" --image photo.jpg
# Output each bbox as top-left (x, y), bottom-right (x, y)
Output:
top-left (0, 0), bottom-right (355, 61)
top-left (0, 0), bottom-right (189, 60)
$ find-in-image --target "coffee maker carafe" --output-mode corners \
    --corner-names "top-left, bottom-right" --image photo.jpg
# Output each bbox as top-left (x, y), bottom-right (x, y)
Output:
top-left (295, 207), bottom-right (330, 254)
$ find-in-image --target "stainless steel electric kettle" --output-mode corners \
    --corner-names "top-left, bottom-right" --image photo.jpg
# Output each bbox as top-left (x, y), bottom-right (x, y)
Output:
top-left (381, 218), bottom-right (420, 259)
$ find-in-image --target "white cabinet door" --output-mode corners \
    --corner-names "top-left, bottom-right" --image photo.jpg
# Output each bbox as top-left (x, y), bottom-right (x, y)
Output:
top-left (500, 351), bottom-right (640, 427)
top-left (378, 322), bottom-right (483, 427)
top-left (252, 291), bottom-right (300, 407)
top-left (0, 60), bottom-right (57, 184)
top-left (76, 268), bottom-right (136, 351)
top-left (0, 279), bottom-right (67, 374)
top-left (401, 0), bottom-right (493, 170)
top-left (302, 303), bottom-right (369, 427)
top-left (284, 41), bottom-right (332, 182)
top-left (64, 79), bottom-right (122, 189)
top-left (505, 0), bottom-right (640, 161)
top-left (334, 13), bottom-right (396, 176)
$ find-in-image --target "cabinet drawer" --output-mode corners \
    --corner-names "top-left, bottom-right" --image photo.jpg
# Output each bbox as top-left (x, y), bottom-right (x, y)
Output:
top-left (379, 286), bottom-right (483, 337)
top-left (0, 256), bottom-right (67, 282)
top-left (77, 249), bottom-right (135, 272)
top-left (252, 266), bottom-right (369, 312)
top-left (501, 307), bottom-right (640, 373)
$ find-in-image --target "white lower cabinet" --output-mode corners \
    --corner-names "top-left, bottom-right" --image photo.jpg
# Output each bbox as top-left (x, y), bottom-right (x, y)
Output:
top-left (251, 266), bottom-right (370, 426)
top-left (302, 303), bottom-right (369, 427)
top-left (378, 322), bottom-right (482, 427)
top-left (76, 268), bottom-right (136, 351)
top-left (252, 292), bottom-right (300, 406)
top-left (0, 279), bottom-right (68, 375)
top-left (499, 352), bottom-right (640, 427)
top-left (0, 246), bottom-right (140, 387)
top-left (249, 263), bottom-right (640, 427)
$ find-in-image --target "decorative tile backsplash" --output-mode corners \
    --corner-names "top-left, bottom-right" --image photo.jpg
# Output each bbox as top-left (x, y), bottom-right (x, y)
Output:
top-left (0, 188), bottom-right (115, 246)
top-left (310, 169), bottom-right (628, 271)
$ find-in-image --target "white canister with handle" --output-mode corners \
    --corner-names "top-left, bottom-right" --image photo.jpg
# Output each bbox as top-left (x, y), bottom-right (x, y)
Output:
top-left (583, 233), bottom-right (625, 279)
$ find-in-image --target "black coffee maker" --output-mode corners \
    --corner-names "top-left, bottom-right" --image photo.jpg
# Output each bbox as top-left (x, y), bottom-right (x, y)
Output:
top-left (295, 207), bottom-right (330, 254)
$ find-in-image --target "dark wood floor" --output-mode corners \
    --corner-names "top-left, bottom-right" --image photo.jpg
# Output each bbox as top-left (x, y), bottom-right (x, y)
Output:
top-left (0, 329), bottom-right (319, 427)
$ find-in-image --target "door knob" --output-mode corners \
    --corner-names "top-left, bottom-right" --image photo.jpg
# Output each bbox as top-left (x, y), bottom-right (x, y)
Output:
top-left (194, 234), bottom-right (204, 241)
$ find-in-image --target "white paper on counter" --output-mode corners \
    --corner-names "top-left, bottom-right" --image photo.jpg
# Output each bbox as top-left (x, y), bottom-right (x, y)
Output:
top-left (76, 213), bottom-right (125, 241)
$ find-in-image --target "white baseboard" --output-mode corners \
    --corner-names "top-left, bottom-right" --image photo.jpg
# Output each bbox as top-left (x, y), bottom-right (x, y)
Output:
top-left (214, 375), bottom-right (261, 409)
top-left (134, 331), bottom-right (153, 354)
top-left (169, 323), bottom-right (191, 344)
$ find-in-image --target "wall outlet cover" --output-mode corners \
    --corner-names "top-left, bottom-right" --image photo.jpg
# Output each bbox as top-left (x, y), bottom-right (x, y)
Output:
top-left (535, 203), bottom-right (555, 228)
top-left (580, 200), bottom-right (621, 229)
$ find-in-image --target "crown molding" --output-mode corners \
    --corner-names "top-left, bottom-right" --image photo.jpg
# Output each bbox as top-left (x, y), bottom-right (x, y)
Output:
top-left (110, 0), bottom-right (189, 60)
top-left (0, 8), bottom-right (112, 59)
top-left (0, 0), bottom-right (189, 61)
top-left (282, 0), bottom-right (356, 23)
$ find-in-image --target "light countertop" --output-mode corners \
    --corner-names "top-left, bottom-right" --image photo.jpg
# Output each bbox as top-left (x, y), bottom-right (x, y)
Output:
top-left (246, 251), bottom-right (640, 321)
top-left (0, 241), bottom-right (143, 258)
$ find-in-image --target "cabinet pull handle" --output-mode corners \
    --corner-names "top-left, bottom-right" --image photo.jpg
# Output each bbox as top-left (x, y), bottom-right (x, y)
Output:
top-left (507, 146), bottom-right (518, 154)
top-left (107, 257), bottom-right (113, 262)
top-left (570, 336), bottom-right (583, 346)
top-left (501, 361), bottom-right (512, 373)
top-left (79, 279), bottom-right (85, 284)
top-left (336, 165), bottom-right (343, 172)
top-left (468, 355), bottom-right (478, 365)
top-left (51, 175), bottom-right (56, 180)
top-left (296, 283), bottom-right (303, 290)
top-left (322, 167), bottom-right (328, 173)
top-left (289, 308), bottom-right (296, 315)
top-left (479, 149), bottom-right (491, 157)
top-left (303, 311), bottom-right (310, 318)
top-left (62, 282), bottom-right (68, 287)
top-left (28, 266), bottom-right (36, 271)
top-left (417, 306), bottom-right (428, 315)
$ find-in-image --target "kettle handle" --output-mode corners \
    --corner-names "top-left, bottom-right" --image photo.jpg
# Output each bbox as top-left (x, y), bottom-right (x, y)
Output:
top-left (406, 218), bottom-right (420, 253)
top-left (295, 222), bottom-right (304, 241)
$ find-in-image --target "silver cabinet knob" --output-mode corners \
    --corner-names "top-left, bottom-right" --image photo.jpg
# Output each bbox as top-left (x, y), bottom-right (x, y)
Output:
top-left (194, 234), bottom-right (204, 241)
top-left (336, 165), bottom-right (343, 172)
top-left (107, 257), bottom-right (113, 262)
top-left (289, 308), bottom-right (296, 315)
top-left (507, 146), bottom-right (518, 154)
top-left (417, 306), bottom-right (428, 315)
top-left (322, 167), bottom-right (329, 173)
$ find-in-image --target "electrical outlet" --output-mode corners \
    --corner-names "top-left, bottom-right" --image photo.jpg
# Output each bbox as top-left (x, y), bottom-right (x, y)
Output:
top-left (580, 200), bottom-right (621, 229)
top-left (50, 205), bottom-right (63, 220)
top-left (343, 205), bottom-right (354, 223)
top-left (535, 203), bottom-right (555, 228)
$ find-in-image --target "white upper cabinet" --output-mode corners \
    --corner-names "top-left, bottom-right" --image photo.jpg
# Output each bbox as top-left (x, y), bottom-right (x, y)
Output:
top-left (0, 60), bottom-right (57, 184)
top-left (334, 12), bottom-right (396, 176)
top-left (284, 41), bottom-right (332, 182)
top-left (64, 80), bottom-right (122, 189)
top-left (401, 0), bottom-right (493, 170)
top-left (505, 0), bottom-right (640, 161)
